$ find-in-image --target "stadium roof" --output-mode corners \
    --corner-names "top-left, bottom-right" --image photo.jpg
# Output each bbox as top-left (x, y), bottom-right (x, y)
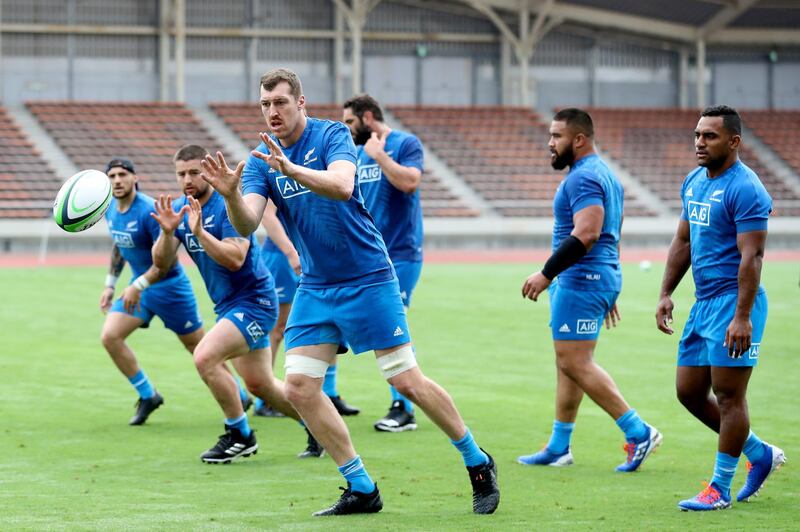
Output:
top-left (444, 0), bottom-right (800, 45)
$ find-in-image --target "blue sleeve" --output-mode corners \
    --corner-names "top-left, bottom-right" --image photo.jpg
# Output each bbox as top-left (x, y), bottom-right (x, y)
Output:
top-left (565, 171), bottom-right (604, 213)
top-left (322, 122), bottom-right (357, 166)
top-left (171, 198), bottom-right (187, 242)
top-left (680, 174), bottom-right (690, 221)
top-left (220, 208), bottom-right (244, 240)
top-left (730, 180), bottom-right (772, 233)
top-left (143, 207), bottom-right (160, 242)
top-left (397, 135), bottom-right (424, 172)
top-left (241, 142), bottom-right (272, 198)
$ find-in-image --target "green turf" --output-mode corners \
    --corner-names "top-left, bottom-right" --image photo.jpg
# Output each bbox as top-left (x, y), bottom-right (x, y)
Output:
top-left (0, 261), bottom-right (796, 530)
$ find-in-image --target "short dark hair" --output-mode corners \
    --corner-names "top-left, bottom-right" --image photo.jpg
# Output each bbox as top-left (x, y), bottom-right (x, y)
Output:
top-left (105, 157), bottom-right (135, 174)
top-left (173, 144), bottom-right (208, 162)
top-left (700, 105), bottom-right (742, 136)
top-left (343, 93), bottom-right (384, 122)
top-left (553, 108), bottom-right (594, 138)
top-left (260, 68), bottom-right (303, 99)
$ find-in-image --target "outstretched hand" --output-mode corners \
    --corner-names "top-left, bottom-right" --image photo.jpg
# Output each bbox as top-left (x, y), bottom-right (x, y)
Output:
top-left (200, 151), bottom-right (245, 198)
top-left (251, 132), bottom-right (297, 178)
top-left (151, 195), bottom-right (188, 234)
top-left (186, 195), bottom-right (204, 236)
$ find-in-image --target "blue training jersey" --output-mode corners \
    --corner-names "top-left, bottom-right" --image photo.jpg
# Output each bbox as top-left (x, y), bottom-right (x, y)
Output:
top-left (172, 191), bottom-right (275, 314)
top-left (357, 129), bottom-right (424, 262)
top-left (680, 160), bottom-right (772, 300)
top-left (241, 117), bottom-right (394, 288)
top-left (105, 192), bottom-right (182, 282)
top-left (552, 154), bottom-right (623, 292)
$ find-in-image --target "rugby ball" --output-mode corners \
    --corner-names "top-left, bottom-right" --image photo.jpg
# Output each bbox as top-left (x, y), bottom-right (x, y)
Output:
top-left (52, 169), bottom-right (112, 232)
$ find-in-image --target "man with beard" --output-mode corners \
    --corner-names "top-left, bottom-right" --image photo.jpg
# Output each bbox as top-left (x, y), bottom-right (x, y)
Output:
top-left (151, 144), bottom-right (323, 462)
top-left (341, 93), bottom-right (423, 433)
top-left (199, 68), bottom-right (499, 516)
top-left (657, 106), bottom-right (784, 511)
top-left (518, 108), bottom-right (662, 472)
top-left (100, 158), bottom-right (205, 425)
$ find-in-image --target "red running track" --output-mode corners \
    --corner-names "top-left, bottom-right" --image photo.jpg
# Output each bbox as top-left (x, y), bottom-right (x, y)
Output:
top-left (2, 248), bottom-right (798, 268)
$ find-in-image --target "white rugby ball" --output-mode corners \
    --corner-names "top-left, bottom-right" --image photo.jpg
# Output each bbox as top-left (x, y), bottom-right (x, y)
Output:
top-left (52, 169), bottom-right (112, 232)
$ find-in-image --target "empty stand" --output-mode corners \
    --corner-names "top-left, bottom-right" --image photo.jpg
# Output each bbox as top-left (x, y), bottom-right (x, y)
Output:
top-left (211, 103), bottom-right (478, 217)
top-left (588, 108), bottom-right (800, 216)
top-left (26, 102), bottom-right (225, 198)
top-left (0, 106), bottom-right (62, 219)
top-left (390, 105), bottom-right (657, 218)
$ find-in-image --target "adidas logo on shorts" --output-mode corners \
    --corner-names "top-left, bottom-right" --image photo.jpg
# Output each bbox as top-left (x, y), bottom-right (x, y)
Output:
top-left (393, 326), bottom-right (404, 337)
top-left (559, 323), bottom-right (571, 333)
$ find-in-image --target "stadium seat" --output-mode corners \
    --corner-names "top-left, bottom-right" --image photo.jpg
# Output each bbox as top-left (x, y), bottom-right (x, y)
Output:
top-left (210, 103), bottom-right (478, 218)
top-left (26, 101), bottom-right (227, 199)
top-left (587, 107), bottom-right (799, 215)
top-left (0, 106), bottom-right (61, 219)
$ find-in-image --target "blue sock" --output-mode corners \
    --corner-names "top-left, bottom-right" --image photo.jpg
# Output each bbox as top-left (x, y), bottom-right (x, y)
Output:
top-left (236, 377), bottom-right (248, 403)
top-left (128, 369), bottom-right (154, 400)
top-left (742, 431), bottom-right (766, 462)
top-left (390, 385), bottom-right (414, 414)
top-left (338, 455), bottom-right (375, 494)
top-left (615, 409), bottom-right (648, 442)
top-left (451, 428), bottom-right (489, 467)
top-left (322, 364), bottom-right (338, 397)
top-left (710, 451), bottom-right (739, 496)
top-left (546, 420), bottom-right (575, 454)
top-left (254, 397), bottom-right (265, 410)
top-left (225, 413), bottom-right (251, 438)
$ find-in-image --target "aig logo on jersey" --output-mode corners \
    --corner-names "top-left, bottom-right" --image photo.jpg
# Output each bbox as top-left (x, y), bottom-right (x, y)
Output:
top-left (276, 175), bottom-right (310, 199)
top-left (576, 319), bottom-right (598, 335)
top-left (358, 163), bottom-right (382, 184)
top-left (111, 230), bottom-right (135, 248)
top-left (687, 201), bottom-right (711, 226)
top-left (184, 233), bottom-right (204, 253)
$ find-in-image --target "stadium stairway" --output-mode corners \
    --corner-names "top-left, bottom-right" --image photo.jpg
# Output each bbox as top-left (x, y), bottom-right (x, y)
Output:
top-left (382, 108), bottom-right (491, 218)
top-left (0, 105), bottom-right (64, 220)
top-left (740, 122), bottom-right (800, 198)
top-left (191, 105), bottom-right (250, 163)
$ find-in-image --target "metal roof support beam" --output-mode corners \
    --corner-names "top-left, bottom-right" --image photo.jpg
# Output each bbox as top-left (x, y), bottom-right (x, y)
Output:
top-left (174, 0), bottom-right (185, 103)
top-left (471, 0), bottom-right (696, 42)
top-left (467, 0), bottom-right (560, 107)
top-left (158, 0), bottom-right (171, 102)
top-left (678, 48), bottom-right (689, 109)
top-left (334, 6), bottom-right (345, 103)
top-left (696, 38), bottom-right (707, 110)
top-left (699, 0), bottom-right (760, 39)
top-left (332, 0), bottom-right (382, 95)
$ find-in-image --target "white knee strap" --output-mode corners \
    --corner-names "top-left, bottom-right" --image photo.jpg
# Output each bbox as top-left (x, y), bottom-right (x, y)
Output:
top-left (284, 354), bottom-right (329, 378)
top-left (377, 345), bottom-right (417, 379)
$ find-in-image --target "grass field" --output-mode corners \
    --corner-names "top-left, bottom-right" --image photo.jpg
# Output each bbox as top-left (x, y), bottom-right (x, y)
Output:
top-left (1, 260), bottom-right (796, 530)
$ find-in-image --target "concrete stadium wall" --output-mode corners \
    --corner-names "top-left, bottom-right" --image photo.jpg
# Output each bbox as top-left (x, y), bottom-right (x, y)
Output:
top-left (4, 217), bottom-right (800, 255)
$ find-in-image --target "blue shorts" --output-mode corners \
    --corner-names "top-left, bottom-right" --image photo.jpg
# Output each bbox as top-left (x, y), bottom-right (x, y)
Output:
top-left (285, 278), bottom-right (412, 354)
top-left (110, 273), bottom-right (202, 335)
top-left (678, 291), bottom-right (767, 367)
top-left (549, 281), bottom-right (618, 341)
top-left (218, 293), bottom-right (278, 351)
top-left (394, 260), bottom-right (422, 308)
top-left (262, 248), bottom-right (299, 304)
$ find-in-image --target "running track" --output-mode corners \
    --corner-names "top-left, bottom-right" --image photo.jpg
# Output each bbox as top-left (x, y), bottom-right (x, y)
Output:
top-left (2, 248), bottom-right (798, 268)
